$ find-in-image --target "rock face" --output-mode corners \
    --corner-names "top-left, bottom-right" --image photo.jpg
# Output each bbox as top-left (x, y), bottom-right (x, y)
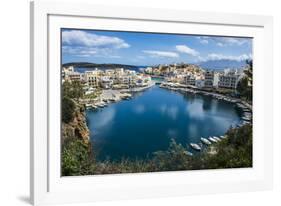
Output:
top-left (62, 104), bottom-right (90, 145)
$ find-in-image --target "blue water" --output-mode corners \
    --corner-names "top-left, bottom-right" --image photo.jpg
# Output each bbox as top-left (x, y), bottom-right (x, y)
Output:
top-left (86, 86), bottom-right (241, 161)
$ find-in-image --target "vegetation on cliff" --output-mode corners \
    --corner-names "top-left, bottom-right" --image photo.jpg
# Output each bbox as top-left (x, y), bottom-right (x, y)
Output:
top-left (61, 81), bottom-right (90, 158)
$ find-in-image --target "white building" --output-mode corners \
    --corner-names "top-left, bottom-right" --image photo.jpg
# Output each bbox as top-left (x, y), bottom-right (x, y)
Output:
top-left (185, 75), bottom-right (196, 86)
top-left (204, 71), bottom-right (215, 88)
top-left (100, 76), bottom-right (113, 89)
top-left (84, 70), bottom-right (100, 88)
top-left (195, 79), bottom-right (205, 88)
top-left (204, 71), bottom-right (219, 88)
top-left (218, 70), bottom-right (242, 89)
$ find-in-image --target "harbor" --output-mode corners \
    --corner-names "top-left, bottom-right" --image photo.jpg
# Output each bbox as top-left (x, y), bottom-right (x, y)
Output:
top-left (81, 82), bottom-right (155, 110)
top-left (160, 82), bottom-right (253, 125)
top-left (86, 85), bottom-right (243, 161)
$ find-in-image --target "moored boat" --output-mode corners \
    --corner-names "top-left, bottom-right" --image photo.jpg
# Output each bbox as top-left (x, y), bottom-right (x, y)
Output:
top-left (208, 137), bottom-right (218, 143)
top-left (220, 135), bottom-right (226, 139)
top-left (200, 137), bottom-right (211, 145)
top-left (190, 143), bottom-right (201, 151)
top-left (213, 136), bottom-right (221, 142)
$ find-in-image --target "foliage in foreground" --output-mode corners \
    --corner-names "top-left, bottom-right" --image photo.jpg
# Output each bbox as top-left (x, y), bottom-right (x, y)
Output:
top-left (237, 60), bottom-right (253, 101)
top-left (61, 137), bottom-right (94, 176)
top-left (61, 124), bottom-right (252, 176)
top-left (61, 96), bottom-right (76, 123)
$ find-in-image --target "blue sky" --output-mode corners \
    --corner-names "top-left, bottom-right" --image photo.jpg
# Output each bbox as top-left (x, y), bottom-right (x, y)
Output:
top-left (62, 28), bottom-right (252, 66)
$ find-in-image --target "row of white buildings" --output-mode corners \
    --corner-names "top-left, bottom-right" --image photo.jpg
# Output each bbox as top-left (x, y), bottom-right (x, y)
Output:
top-left (62, 66), bottom-right (152, 89)
top-left (163, 67), bottom-right (244, 90)
top-left (184, 69), bottom-right (244, 89)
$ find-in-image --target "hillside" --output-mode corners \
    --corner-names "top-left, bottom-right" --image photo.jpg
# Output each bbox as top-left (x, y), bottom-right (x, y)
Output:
top-left (62, 62), bottom-right (141, 71)
top-left (199, 60), bottom-right (247, 70)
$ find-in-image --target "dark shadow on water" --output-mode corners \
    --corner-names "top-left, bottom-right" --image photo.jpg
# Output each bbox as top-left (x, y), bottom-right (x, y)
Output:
top-left (17, 196), bottom-right (30, 204)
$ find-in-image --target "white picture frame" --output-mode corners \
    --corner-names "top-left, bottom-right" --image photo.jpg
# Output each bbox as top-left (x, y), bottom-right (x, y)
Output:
top-left (30, 0), bottom-right (273, 205)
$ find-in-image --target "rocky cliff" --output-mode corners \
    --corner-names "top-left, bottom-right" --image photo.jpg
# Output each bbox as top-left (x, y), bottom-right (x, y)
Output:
top-left (62, 104), bottom-right (90, 145)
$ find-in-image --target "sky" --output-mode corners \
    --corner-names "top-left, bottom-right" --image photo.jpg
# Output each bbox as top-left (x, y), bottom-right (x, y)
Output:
top-left (61, 28), bottom-right (253, 66)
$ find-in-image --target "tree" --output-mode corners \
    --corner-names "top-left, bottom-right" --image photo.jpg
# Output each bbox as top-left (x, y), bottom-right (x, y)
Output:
top-left (152, 139), bottom-right (191, 171)
top-left (236, 60), bottom-right (253, 101)
top-left (245, 59), bottom-right (253, 86)
top-left (62, 81), bottom-right (84, 101)
top-left (237, 77), bottom-right (249, 97)
top-left (62, 96), bottom-right (75, 123)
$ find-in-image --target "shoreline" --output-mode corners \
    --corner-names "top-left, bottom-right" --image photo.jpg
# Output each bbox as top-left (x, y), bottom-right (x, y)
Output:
top-left (160, 82), bottom-right (252, 110)
top-left (82, 82), bottom-right (156, 110)
top-left (159, 82), bottom-right (252, 126)
top-left (85, 83), bottom-right (252, 158)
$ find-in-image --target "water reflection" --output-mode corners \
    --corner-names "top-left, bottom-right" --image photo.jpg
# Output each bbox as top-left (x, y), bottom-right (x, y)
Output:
top-left (159, 104), bottom-right (179, 120)
top-left (133, 104), bottom-right (145, 114)
top-left (86, 86), bottom-right (241, 161)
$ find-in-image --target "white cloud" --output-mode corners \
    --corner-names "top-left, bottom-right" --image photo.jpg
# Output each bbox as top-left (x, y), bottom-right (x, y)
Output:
top-left (175, 45), bottom-right (199, 56)
top-left (214, 37), bottom-right (250, 47)
top-left (216, 42), bottom-right (224, 47)
top-left (196, 37), bottom-right (209, 44)
top-left (196, 36), bottom-right (251, 47)
top-left (143, 50), bottom-right (179, 58)
top-left (62, 30), bottom-right (130, 48)
top-left (62, 30), bottom-right (130, 58)
top-left (200, 39), bottom-right (209, 44)
top-left (204, 53), bottom-right (251, 61)
top-left (62, 46), bottom-right (98, 57)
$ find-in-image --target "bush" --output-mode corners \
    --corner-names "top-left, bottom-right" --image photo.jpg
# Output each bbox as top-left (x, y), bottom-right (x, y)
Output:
top-left (152, 139), bottom-right (192, 171)
top-left (62, 96), bottom-right (75, 123)
top-left (63, 81), bottom-right (84, 100)
top-left (62, 138), bottom-right (93, 176)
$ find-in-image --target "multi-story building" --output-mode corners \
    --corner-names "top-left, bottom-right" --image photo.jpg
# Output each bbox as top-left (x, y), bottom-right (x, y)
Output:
top-left (62, 66), bottom-right (74, 77)
top-left (84, 70), bottom-right (100, 88)
top-left (144, 67), bottom-right (153, 74)
top-left (195, 79), bottom-right (205, 88)
top-left (204, 71), bottom-right (219, 88)
top-left (204, 71), bottom-right (214, 88)
top-left (185, 75), bottom-right (196, 86)
top-left (100, 76), bottom-right (113, 89)
top-left (213, 72), bottom-right (220, 88)
top-left (218, 70), bottom-right (241, 89)
top-left (105, 69), bottom-right (115, 76)
top-left (69, 72), bottom-right (84, 82)
top-left (115, 68), bottom-right (124, 76)
top-left (135, 75), bottom-right (152, 87)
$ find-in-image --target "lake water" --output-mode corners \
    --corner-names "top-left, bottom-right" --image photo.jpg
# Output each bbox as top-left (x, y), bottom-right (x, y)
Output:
top-left (86, 86), bottom-right (241, 161)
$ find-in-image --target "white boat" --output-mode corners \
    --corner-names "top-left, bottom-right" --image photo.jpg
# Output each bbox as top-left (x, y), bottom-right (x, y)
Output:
top-left (208, 137), bottom-right (218, 143)
top-left (242, 116), bottom-right (251, 121)
top-left (190, 143), bottom-right (201, 151)
top-left (184, 151), bottom-right (193, 156)
top-left (91, 105), bottom-right (97, 109)
top-left (96, 103), bottom-right (105, 108)
top-left (200, 137), bottom-right (211, 145)
top-left (220, 135), bottom-right (226, 139)
top-left (85, 103), bottom-right (92, 108)
top-left (213, 136), bottom-right (221, 141)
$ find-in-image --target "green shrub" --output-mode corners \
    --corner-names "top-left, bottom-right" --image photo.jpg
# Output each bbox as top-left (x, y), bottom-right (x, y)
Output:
top-left (62, 97), bottom-right (75, 123)
top-left (62, 138), bottom-right (93, 176)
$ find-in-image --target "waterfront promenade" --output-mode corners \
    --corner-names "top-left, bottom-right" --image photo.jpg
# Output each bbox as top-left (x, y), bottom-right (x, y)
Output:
top-left (160, 82), bottom-right (252, 111)
top-left (81, 81), bottom-right (155, 109)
